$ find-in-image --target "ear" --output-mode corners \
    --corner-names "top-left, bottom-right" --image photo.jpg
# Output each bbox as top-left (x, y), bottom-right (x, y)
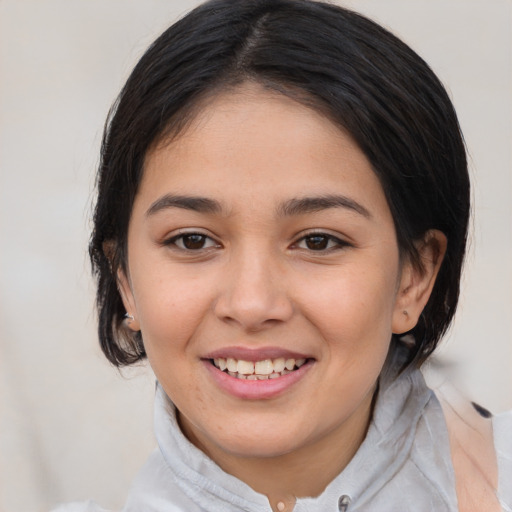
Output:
top-left (392, 230), bottom-right (447, 334)
top-left (103, 240), bottom-right (141, 332)
top-left (117, 268), bottom-right (141, 332)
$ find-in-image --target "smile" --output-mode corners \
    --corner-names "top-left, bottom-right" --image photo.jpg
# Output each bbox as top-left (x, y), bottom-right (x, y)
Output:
top-left (211, 357), bottom-right (307, 380)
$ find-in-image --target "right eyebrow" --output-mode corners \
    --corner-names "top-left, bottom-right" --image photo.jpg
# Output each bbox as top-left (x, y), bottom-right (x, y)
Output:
top-left (145, 194), bottom-right (224, 217)
top-left (277, 194), bottom-right (371, 219)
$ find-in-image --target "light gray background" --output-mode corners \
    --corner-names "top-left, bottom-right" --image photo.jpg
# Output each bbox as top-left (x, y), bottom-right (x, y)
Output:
top-left (1, 1), bottom-right (510, 511)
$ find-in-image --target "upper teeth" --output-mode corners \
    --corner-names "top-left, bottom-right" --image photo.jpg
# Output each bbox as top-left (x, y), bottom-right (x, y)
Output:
top-left (213, 357), bottom-right (306, 377)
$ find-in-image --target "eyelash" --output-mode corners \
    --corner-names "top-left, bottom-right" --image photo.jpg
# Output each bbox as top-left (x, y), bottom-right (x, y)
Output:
top-left (293, 232), bottom-right (350, 252)
top-left (163, 232), bottom-right (220, 251)
top-left (163, 231), bottom-right (349, 253)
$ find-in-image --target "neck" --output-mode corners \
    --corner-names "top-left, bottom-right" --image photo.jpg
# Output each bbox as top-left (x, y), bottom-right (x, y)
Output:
top-left (180, 387), bottom-right (376, 509)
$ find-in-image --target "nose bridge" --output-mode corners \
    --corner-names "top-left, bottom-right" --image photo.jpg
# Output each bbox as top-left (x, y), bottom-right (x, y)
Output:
top-left (214, 238), bottom-right (292, 329)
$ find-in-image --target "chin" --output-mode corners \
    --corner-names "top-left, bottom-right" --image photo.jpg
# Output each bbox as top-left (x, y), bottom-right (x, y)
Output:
top-left (222, 434), bottom-right (304, 459)
top-left (205, 417), bottom-right (318, 459)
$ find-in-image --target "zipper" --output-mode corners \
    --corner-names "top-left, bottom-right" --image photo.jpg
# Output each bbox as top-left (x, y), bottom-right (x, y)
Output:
top-left (338, 495), bottom-right (351, 511)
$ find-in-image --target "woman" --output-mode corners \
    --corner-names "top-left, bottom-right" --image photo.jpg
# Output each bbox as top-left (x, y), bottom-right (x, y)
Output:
top-left (56, 0), bottom-right (511, 510)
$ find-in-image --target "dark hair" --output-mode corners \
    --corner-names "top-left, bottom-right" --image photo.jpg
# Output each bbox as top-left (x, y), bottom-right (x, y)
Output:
top-left (89, 0), bottom-right (470, 370)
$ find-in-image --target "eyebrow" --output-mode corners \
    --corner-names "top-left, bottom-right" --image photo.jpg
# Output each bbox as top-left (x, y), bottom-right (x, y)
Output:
top-left (277, 195), bottom-right (371, 218)
top-left (145, 194), bottom-right (224, 217)
top-left (145, 193), bottom-right (371, 219)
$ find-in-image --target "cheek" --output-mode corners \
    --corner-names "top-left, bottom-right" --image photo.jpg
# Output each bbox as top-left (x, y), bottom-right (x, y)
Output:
top-left (295, 264), bottom-right (398, 398)
top-left (299, 264), bottom-right (398, 345)
top-left (134, 272), bottom-right (211, 405)
top-left (129, 263), bottom-right (215, 357)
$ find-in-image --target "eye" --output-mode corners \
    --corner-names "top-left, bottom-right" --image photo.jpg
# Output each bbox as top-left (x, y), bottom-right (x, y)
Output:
top-left (166, 233), bottom-right (219, 251)
top-left (295, 233), bottom-right (347, 251)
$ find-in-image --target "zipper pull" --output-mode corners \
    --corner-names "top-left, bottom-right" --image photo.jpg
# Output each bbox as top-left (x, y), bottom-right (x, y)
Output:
top-left (338, 495), bottom-right (351, 511)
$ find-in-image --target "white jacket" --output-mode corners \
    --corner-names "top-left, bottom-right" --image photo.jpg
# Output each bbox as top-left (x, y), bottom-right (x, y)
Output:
top-left (53, 369), bottom-right (512, 511)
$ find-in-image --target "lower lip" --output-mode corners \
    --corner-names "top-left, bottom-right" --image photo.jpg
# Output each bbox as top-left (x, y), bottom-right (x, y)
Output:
top-left (203, 360), bottom-right (313, 400)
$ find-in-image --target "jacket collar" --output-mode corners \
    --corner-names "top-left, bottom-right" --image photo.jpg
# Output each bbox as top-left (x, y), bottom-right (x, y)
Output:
top-left (136, 367), bottom-right (457, 511)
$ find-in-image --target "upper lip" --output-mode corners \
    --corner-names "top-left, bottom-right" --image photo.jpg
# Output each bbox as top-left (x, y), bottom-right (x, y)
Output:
top-left (203, 346), bottom-right (313, 362)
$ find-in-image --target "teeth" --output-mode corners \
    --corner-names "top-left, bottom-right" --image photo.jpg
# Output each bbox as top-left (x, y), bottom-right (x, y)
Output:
top-left (237, 360), bottom-right (255, 375)
top-left (227, 358), bottom-right (237, 372)
top-left (255, 359), bottom-right (273, 375)
top-left (212, 356), bottom-right (308, 378)
top-left (273, 357), bottom-right (285, 372)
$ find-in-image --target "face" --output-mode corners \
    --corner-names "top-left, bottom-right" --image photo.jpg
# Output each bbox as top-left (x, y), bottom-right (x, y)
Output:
top-left (119, 85), bottom-right (425, 464)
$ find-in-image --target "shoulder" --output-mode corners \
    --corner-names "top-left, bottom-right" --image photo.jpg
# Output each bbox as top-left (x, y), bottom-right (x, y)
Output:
top-left (49, 449), bottom-right (196, 512)
top-left (122, 448), bottom-right (203, 511)
top-left (50, 501), bottom-right (110, 512)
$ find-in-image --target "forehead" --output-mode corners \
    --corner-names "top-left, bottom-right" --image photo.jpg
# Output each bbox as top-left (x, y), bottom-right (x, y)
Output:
top-left (137, 85), bottom-right (390, 220)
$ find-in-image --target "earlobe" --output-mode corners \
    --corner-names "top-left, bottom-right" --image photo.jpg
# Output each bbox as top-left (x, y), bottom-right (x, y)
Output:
top-left (117, 268), bottom-right (141, 332)
top-left (103, 240), bottom-right (141, 332)
top-left (392, 230), bottom-right (447, 335)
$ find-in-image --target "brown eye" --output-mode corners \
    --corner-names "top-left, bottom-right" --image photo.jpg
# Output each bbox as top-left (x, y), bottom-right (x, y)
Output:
top-left (305, 235), bottom-right (330, 250)
top-left (296, 233), bottom-right (348, 251)
top-left (168, 233), bottom-right (218, 250)
top-left (182, 234), bottom-right (207, 249)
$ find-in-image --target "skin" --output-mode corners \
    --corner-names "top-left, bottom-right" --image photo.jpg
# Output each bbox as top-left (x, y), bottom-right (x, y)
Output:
top-left (118, 84), bottom-right (445, 511)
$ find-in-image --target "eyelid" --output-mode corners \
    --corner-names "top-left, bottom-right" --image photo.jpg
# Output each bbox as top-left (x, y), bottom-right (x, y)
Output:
top-left (161, 229), bottom-right (221, 250)
top-left (292, 230), bottom-right (352, 251)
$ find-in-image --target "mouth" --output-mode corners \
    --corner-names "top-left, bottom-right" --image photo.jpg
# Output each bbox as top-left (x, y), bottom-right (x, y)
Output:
top-left (204, 350), bottom-right (314, 399)
top-left (210, 356), bottom-right (308, 380)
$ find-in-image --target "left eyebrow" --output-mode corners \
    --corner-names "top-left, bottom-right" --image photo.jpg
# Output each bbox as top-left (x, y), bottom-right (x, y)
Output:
top-left (277, 195), bottom-right (371, 218)
top-left (145, 194), bottom-right (224, 217)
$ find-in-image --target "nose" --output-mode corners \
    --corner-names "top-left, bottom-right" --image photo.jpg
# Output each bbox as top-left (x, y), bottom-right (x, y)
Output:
top-left (213, 246), bottom-right (294, 332)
